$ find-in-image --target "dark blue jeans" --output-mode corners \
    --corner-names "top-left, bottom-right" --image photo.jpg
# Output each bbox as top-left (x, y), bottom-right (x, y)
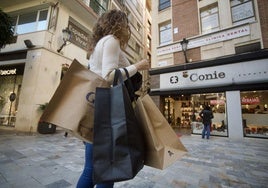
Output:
top-left (202, 124), bottom-right (211, 139)
top-left (76, 143), bottom-right (114, 188)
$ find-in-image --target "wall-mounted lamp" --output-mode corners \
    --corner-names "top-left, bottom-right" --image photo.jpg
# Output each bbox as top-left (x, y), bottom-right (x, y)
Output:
top-left (57, 28), bottom-right (72, 53)
top-left (180, 38), bottom-right (189, 63)
top-left (24, 40), bottom-right (35, 48)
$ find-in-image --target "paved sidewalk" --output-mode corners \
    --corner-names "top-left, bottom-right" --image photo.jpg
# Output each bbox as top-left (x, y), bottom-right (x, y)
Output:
top-left (0, 129), bottom-right (267, 188)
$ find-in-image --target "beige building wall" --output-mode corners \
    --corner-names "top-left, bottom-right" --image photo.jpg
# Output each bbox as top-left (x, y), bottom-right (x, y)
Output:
top-left (0, 0), bottom-right (151, 132)
top-left (151, 1), bottom-right (173, 68)
top-left (0, 0), bottom-right (97, 132)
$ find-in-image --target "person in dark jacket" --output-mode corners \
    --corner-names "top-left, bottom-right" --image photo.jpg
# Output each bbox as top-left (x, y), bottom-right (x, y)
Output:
top-left (199, 105), bottom-right (214, 139)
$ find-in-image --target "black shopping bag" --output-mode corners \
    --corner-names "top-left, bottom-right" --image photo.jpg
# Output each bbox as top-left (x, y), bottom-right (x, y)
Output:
top-left (93, 69), bottom-right (145, 184)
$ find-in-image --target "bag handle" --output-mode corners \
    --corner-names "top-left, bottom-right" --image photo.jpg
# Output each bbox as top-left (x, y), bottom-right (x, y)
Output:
top-left (113, 69), bottom-right (124, 86)
top-left (123, 68), bottom-right (136, 101)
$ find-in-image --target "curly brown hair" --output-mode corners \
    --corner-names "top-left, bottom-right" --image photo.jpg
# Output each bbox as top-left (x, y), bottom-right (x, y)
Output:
top-left (89, 9), bottom-right (131, 52)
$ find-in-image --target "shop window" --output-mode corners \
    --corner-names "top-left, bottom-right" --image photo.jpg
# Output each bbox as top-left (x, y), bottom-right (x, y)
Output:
top-left (12, 9), bottom-right (49, 35)
top-left (159, 21), bottom-right (172, 46)
top-left (159, 0), bottom-right (170, 11)
top-left (230, 0), bottom-right (255, 25)
top-left (0, 75), bottom-right (23, 127)
top-left (200, 3), bottom-right (219, 34)
top-left (191, 93), bottom-right (228, 137)
top-left (164, 93), bottom-right (228, 137)
top-left (241, 90), bottom-right (268, 138)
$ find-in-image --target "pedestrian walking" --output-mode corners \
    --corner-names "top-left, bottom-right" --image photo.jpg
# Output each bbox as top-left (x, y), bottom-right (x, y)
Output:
top-left (76, 9), bottom-right (149, 188)
top-left (199, 105), bottom-right (214, 139)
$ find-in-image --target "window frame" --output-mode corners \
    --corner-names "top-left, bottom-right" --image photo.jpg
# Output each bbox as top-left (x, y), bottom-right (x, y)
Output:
top-left (12, 8), bottom-right (50, 35)
top-left (159, 21), bottom-right (172, 46)
top-left (159, 0), bottom-right (171, 11)
top-left (230, 0), bottom-right (255, 25)
top-left (200, 3), bottom-right (220, 34)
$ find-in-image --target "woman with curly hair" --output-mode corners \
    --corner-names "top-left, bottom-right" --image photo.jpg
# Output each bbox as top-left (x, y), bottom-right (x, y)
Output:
top-left (76, 9), bottom-right (149, 188)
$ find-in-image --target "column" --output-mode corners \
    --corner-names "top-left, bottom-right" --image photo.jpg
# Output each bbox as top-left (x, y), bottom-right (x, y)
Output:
top-left (226, 91), bottom-right (244, 139)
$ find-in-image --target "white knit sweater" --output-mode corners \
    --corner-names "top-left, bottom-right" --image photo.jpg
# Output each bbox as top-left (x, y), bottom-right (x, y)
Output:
top-left (88, 35), bottom-right (137, 84)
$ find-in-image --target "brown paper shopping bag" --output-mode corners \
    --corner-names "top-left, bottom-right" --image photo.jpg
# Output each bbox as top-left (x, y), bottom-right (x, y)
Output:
top-left (135, 94), bottom-right (187, 169)
top-left (41, 59), bottom-right (109, 143)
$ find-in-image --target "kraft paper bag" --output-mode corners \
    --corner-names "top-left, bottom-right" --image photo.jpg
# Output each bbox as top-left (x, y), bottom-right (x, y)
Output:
top-left (40, 59), bottom-right (109, 143)
top-left (135, 94), bottom-right (187, 170)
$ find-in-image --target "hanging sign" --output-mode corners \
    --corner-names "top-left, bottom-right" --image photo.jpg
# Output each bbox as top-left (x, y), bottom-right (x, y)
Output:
top-left (68, 21), bottom-right (90, 51)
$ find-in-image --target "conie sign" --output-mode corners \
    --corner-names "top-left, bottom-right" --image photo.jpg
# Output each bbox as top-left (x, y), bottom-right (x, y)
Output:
top-left (159, 59), bottom-right (268, 90)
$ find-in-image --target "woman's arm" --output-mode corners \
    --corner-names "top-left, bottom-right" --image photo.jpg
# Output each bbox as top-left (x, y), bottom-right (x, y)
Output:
top-left (101, 36), bottom-right (149, 84)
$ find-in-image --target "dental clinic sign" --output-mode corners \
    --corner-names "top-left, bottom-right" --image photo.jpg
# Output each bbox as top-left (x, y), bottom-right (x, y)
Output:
top-left (157, 24), bottom-right (250, 56)
top-left (159, 59), bottom-right (268, 90)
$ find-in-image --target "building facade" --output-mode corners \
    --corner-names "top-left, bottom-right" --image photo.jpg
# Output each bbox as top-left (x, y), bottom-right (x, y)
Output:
top-left (0, 0), bottom-right (151, 132)
top-left (150, 0), bottom-right (268, 139)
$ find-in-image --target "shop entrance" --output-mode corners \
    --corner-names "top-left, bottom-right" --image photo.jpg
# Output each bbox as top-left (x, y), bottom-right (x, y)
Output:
top-left (164, 95), bottom-right (192, 135)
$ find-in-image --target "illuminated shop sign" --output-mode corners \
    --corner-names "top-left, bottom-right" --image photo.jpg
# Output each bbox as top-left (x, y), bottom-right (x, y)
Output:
top-left (158, 59), bottom-right (268, 90)
top-left (241, 97), bottom-right (260, 105)
top-left (0, 68), bottom-right (17, 76)
top-left (0, 64), bottom-right (25, 75)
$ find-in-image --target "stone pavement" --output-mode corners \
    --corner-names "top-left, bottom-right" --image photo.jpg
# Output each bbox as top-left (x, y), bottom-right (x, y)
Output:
top-left (0, 129), bottom-right (268, 188)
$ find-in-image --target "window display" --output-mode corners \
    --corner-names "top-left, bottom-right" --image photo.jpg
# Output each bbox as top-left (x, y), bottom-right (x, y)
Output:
top-left (191, 93), bottom-right (228, 136)
top-left (164, 93), bottom-right (228, 137)
top-left (241, 90), bottom-right (268, 138)
top-left (0, 74), bottom-right (22, 127)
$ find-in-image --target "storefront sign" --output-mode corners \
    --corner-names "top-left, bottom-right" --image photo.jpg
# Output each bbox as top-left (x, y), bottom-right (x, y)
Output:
top-left (0, 64), bottom-right (25, 76)
top-left (158, 59), bottom-right (268, 90)
top-left (68, 21), bottom-right (90, 51)
top-left (157, 24), bottom-right (250, 56)
top-left (189, 71), bottom-right (225, 82)
top-left (0, 69), bottom-right (16, 76)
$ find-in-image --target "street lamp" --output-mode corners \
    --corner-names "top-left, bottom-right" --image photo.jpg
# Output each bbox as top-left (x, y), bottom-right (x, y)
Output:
top-left (57, 28), bottom-right (72, 53)
top-left (180, 38), bottom-right (189, 63)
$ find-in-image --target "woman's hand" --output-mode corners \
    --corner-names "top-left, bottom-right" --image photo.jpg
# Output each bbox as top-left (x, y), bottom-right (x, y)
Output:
top-left (134, 59), bottom-right (150, 71)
